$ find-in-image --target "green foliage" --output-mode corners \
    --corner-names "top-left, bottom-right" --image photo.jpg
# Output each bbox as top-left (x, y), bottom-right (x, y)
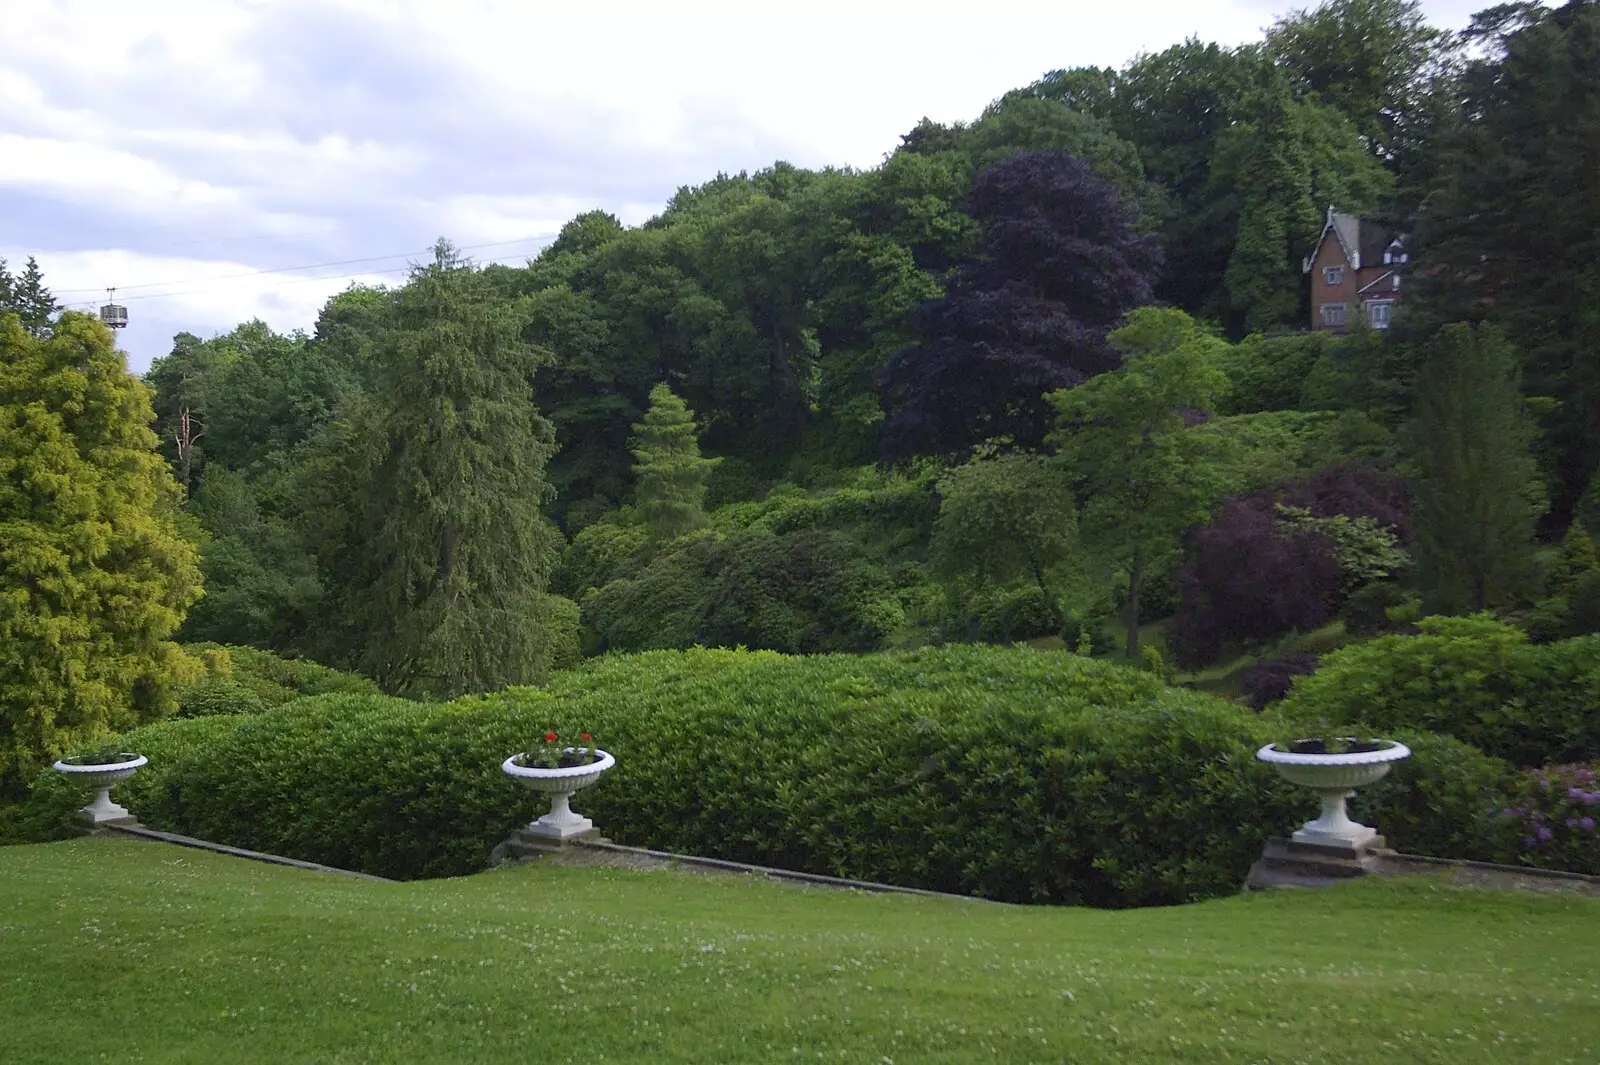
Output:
top-left (1198, 409), bottom-right (1392, 494)
top-left (0, 312), bottom-right (203, 793)
top-left (1343, 729), bottom-right (1517, 861)
top-left (179, 465), bottom-right (323, 648)
top-left (1410, 324), bottom-right (1541, 613)
top-left (173, 644), bottom-right (377, 718)
top-left (554, 519), bottom-right (650, 599)
top-left (959, 584), bottom-right (1062, 644)
top-left (541, 595), bottom-right (583, 672)
top-left (631, 384), bottom-right (719, 541)
top-left (1275, 504), bottom-right (1409, 590)
top-left (1410, 0), bottom-right (1600, 514)
top-left (0, 256), bottom-right (60, 337)
top-left (582, 527), bottom-right (896, 655)
top-left (1278, 615), bottom-right (1600, 766)
top-left (324, 244), bottom-right (562, 697)
top-left (1263, 0), bottom-right (1457, 160)
top-left (39, 648), bottom-right (1286, 904)
top-left (931, 453), bottom-right (1076, 622)
top-left (42, 645), bottom-right (1502, 905)
top-left (1048, 309), bottom-right (1232, 655)
top-left (1210, 333), bottom-right (1325, 414)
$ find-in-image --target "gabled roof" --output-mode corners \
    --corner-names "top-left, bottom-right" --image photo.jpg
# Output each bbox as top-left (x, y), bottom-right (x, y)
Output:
top-left (1302, 206), bottom-right (1402, 274)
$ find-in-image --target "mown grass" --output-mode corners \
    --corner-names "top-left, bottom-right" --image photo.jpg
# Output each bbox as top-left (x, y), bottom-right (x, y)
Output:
top-left (3, 840), bottom-right (1599, 1063)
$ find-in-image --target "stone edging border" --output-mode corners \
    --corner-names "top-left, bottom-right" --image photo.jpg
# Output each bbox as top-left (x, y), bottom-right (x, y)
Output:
top-left (558, 837), bottom-right (1004, 904)
top-left (102, 824), bottom-right (394, 883)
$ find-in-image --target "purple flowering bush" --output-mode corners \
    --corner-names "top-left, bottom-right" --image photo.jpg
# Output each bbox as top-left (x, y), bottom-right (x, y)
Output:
top-left (1492, 764), bottom-right (1600, 875)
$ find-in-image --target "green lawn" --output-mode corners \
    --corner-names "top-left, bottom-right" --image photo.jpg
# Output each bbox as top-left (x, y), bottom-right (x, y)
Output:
top-left (3, 839), bottom-right (1598, 1064)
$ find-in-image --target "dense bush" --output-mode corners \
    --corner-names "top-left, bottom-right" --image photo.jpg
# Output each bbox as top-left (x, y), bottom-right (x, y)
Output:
top-left (1343, 729), bottom-right (1517, 861)
top-left (1277, 616), bottom-right (1600, 766)
top-left (543, 595), bottom-right (583, 671)
top-left (960, 584), bottom-right (1062, 644)
top-left (1210, 333), bottom-right (1324, 415)
top-left (1240, 654), bottom-right (1320, 711)
top-left (174, 644), bottom-right (377, 717)
top-left (13, 647), bottom-right (1517, 907)
top-left (1484, 763), bottom-right (1600, 875)
top-left (582, 527), bottom-right (898, 654)
top-left (1167, 497), bottom-right (1344, 668)
top-left (1169, 465), bottom-right (1411, 669)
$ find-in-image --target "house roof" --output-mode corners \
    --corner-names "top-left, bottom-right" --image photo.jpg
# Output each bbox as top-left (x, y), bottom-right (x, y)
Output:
top-left (1302, 206), bottom-right (1402, 274)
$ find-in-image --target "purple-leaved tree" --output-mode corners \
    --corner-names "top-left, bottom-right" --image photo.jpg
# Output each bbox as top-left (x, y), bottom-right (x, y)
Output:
top-left (877, 150), bottom-right (1161, 460)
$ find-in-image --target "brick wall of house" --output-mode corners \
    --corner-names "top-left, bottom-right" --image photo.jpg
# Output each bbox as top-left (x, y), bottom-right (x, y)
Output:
top-left (1309, 237), bottom-right (1357, 330)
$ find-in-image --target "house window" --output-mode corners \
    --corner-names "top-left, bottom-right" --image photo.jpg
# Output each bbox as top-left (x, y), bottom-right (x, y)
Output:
top-left (1321, 302), bottom-right (1348, 327)
top-left (1365, 300), bottom-right (1394, 329)
top-left (1323, 265), bottom-right (1345, 285)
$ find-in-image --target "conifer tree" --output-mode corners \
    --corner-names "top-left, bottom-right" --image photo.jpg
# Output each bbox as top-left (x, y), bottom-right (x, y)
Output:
top-left (333, 242), bottom-right (561, 698)
top-left (1410, 323), bottom-right (1540, 613)
top-left (0, 257), bottom-right (60, 337)
top-left (0, 312), bottom-right (203, 793)
top-left (631, 383), bottom-right (718, 541)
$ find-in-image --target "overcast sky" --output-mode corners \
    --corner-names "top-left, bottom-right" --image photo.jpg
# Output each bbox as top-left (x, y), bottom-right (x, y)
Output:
top-left (3, 0), bottom-right (1493, 373)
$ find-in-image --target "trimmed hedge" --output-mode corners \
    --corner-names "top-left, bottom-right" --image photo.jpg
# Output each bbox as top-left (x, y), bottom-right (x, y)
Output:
top-left (1277, 616), bottom-right (1600, 766)
top-left (14, 646), bottom-right (1522, 904)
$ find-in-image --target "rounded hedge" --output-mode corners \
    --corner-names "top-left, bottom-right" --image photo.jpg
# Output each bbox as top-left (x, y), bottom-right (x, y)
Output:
top-left (20, 647), bottom-right (1515, 904)
top-left (1277, 615), bottom-right (1600, 766)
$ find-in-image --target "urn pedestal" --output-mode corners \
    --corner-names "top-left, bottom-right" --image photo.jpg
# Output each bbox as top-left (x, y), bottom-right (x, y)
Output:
top-left (52, 754), bottom-right (147, 826)
top-left (500, 748), bottom-right (615, 841)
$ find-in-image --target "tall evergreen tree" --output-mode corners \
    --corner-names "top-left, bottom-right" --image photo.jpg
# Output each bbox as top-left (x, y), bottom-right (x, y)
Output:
top-left (330, 242), bottom-right (561, 698)
top-left (1410, 323), bottom-right (1541, 613)
top-left (0, 256), bottom-right (60, 338)
top-left (1409, 0), bottom-right (1600, 516)
top-left (630, 383), bottom-right (718, 541)
top-left (0, 312), bottom-right (203, 793)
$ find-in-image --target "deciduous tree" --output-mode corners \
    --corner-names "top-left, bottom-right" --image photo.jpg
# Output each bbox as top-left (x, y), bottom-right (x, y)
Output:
top-left (879, 151), bottom-right (1161, 459)
top-left (1047, 308), bottom-right (1230, 657)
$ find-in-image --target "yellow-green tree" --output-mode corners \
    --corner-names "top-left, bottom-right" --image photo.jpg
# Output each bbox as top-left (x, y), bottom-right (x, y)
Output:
top-left (0, 312), bottom-right (203, 794)
top-left (631, 384), bottom-right (719, 541)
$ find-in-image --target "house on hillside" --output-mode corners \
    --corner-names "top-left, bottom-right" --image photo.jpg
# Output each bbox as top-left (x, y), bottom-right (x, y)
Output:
top-left (1302, 207), bottom-right (1406, 332)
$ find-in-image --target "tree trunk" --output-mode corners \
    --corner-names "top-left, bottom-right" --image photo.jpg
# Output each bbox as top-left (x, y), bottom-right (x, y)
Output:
top-left (1125, 553), bottom-right (1143, 659)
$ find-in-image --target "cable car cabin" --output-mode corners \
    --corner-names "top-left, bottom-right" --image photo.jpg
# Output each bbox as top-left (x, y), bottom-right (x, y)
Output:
top-left (99, 302), bottom-right (128, 329)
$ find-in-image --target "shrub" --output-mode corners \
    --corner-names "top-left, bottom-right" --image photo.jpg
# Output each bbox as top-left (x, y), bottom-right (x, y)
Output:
top-left (174, 644), bottom-right (377, 717)
top-left (1211, 333), bottom-right (1324, 415)
top-left (1167, 497), bottom-right (1344, 668)
top-left (542, 595), bottom-right (582, 671)
top-left (583, 528), bottom-right (894, 655)
top-left (1345, 729), bottom-right (1517, 861)
top-left (13, 649), bottom-right (1288, 904)
top-left (1240, 654), bottom-right (1320, 711)
top-left (553, 520), bottom-right (650, 598)
top-left (1277, 616), bottom-right (1600, 766)
top-left (963, 585), bottom-right (1061, 644)
top-left (1484, 763), bottom-right (1600, 875)
top-left (14, 647), bottom-right (1512, 898)
top-left (1340, 581), bottom-right (1411, 637)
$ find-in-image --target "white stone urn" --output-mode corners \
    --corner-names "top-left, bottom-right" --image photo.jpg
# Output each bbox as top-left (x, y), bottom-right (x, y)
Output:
top-left (52, 753), bottom-right (147, 825)
top-left (501, 748), bottom-right (615, 840)
top-left (1257, 739), bottom-right (1410, 849)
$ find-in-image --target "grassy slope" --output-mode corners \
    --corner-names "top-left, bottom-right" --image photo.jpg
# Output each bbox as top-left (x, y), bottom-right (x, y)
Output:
top-left (3, 841), bottom-right (1599, 1064)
